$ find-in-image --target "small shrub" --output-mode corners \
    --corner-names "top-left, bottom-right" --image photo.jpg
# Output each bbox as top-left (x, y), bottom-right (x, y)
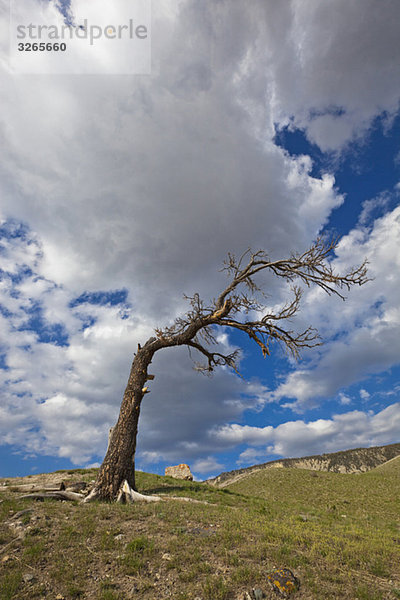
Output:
top-left (126, 536), bottom-right (153, 553)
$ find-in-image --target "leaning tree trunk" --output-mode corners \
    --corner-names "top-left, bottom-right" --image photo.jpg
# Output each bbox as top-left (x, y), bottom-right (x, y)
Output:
top-left (85, 344), bottom-right (154, 502)
top-left (84, 307), bottom-right (230, 503)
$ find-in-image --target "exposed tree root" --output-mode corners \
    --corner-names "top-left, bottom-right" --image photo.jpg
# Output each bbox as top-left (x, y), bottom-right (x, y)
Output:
top-left (82, 487), bottom-right (100, 503)
top-left (83, 480), bottom-right (162, 504)
top-left (116, 480), bottom-right (161, 503)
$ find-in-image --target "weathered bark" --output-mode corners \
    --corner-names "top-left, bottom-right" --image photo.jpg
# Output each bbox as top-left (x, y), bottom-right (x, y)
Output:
top-left (86, 344), bottom-right (155, 502)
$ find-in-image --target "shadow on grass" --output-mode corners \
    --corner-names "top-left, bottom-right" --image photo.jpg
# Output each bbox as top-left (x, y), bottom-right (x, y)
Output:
top-left (143, 484), bottom-right (250, 503)
top-left (143, 484), bottom-right (205, 495)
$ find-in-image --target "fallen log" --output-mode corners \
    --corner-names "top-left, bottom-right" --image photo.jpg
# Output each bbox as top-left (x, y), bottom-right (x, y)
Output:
top-left (19, 491), bottom-right (85, 502)
top-left (7, 484), bottom-right (63, 492)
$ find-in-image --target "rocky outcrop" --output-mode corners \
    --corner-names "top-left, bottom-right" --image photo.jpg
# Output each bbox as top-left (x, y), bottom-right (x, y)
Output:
top-left (165, 464), bottom-right (193, 481)
top-left (207, 442), bottom-right (400, 487)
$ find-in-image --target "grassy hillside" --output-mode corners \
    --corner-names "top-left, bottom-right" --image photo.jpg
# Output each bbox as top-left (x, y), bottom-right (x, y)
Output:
top-left (1, 465), bottom-right (399, 600)
top-left (371, 455), bottom-right (400, 474)
top-left (208, 442), bottom-right (400, 487)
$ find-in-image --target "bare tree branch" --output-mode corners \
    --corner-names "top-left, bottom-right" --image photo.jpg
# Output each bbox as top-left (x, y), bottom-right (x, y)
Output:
top-left (151, 237), bottom-right (368, 369)
top-left (187, 340), bottom-right (240, 375)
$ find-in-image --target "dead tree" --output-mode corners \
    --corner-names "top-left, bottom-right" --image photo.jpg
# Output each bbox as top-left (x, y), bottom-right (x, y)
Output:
top-left (85, 238), bottom-right (368, 502)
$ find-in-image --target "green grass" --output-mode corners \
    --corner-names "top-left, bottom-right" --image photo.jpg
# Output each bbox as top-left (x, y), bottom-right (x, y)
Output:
top-left (0, 462), bottom-right (399, 599)
top-left (122, 535), bottom-right (155, 575)
top-left (0, 571), bottom-right (22, 600)
top-left (202, 575), bottom-right (231, 600)
top-left (372, 455), bottom-right (400, 474)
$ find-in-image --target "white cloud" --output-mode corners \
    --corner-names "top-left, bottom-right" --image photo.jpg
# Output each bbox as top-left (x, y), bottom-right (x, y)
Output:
top-left (85, 462), bottom-right (101, 469)
top-left (338, 393), bottom-right (352, 406)
top-left (212, 402), bottom-right (400, 464)
top-left (358, 193), bottom-right (390, 227)
top-left (267, 0), bottom-right (400, 150)
top-left (269, 205), bottom-right (400, 411)
top-left (192, 456), bottom-right (224, 475)
top-left (360, 389), bottom-right (370, 401)
top-left (9, 0), bottom-right (151, 75)
top-left (5, 0), bottom-right (391, 301)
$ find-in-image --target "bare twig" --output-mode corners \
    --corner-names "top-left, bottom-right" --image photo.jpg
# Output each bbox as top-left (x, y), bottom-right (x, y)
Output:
top-left (0, 537), bottom-right (20, 554)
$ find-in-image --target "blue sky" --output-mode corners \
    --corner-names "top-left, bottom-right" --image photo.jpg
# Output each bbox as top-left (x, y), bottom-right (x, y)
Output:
top-left (1, 0), bottom-right (399, 479)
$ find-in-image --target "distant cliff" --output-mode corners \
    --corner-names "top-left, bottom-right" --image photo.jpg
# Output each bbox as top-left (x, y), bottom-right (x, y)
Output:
top-left (207, 442), bottom-right (400, 487)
